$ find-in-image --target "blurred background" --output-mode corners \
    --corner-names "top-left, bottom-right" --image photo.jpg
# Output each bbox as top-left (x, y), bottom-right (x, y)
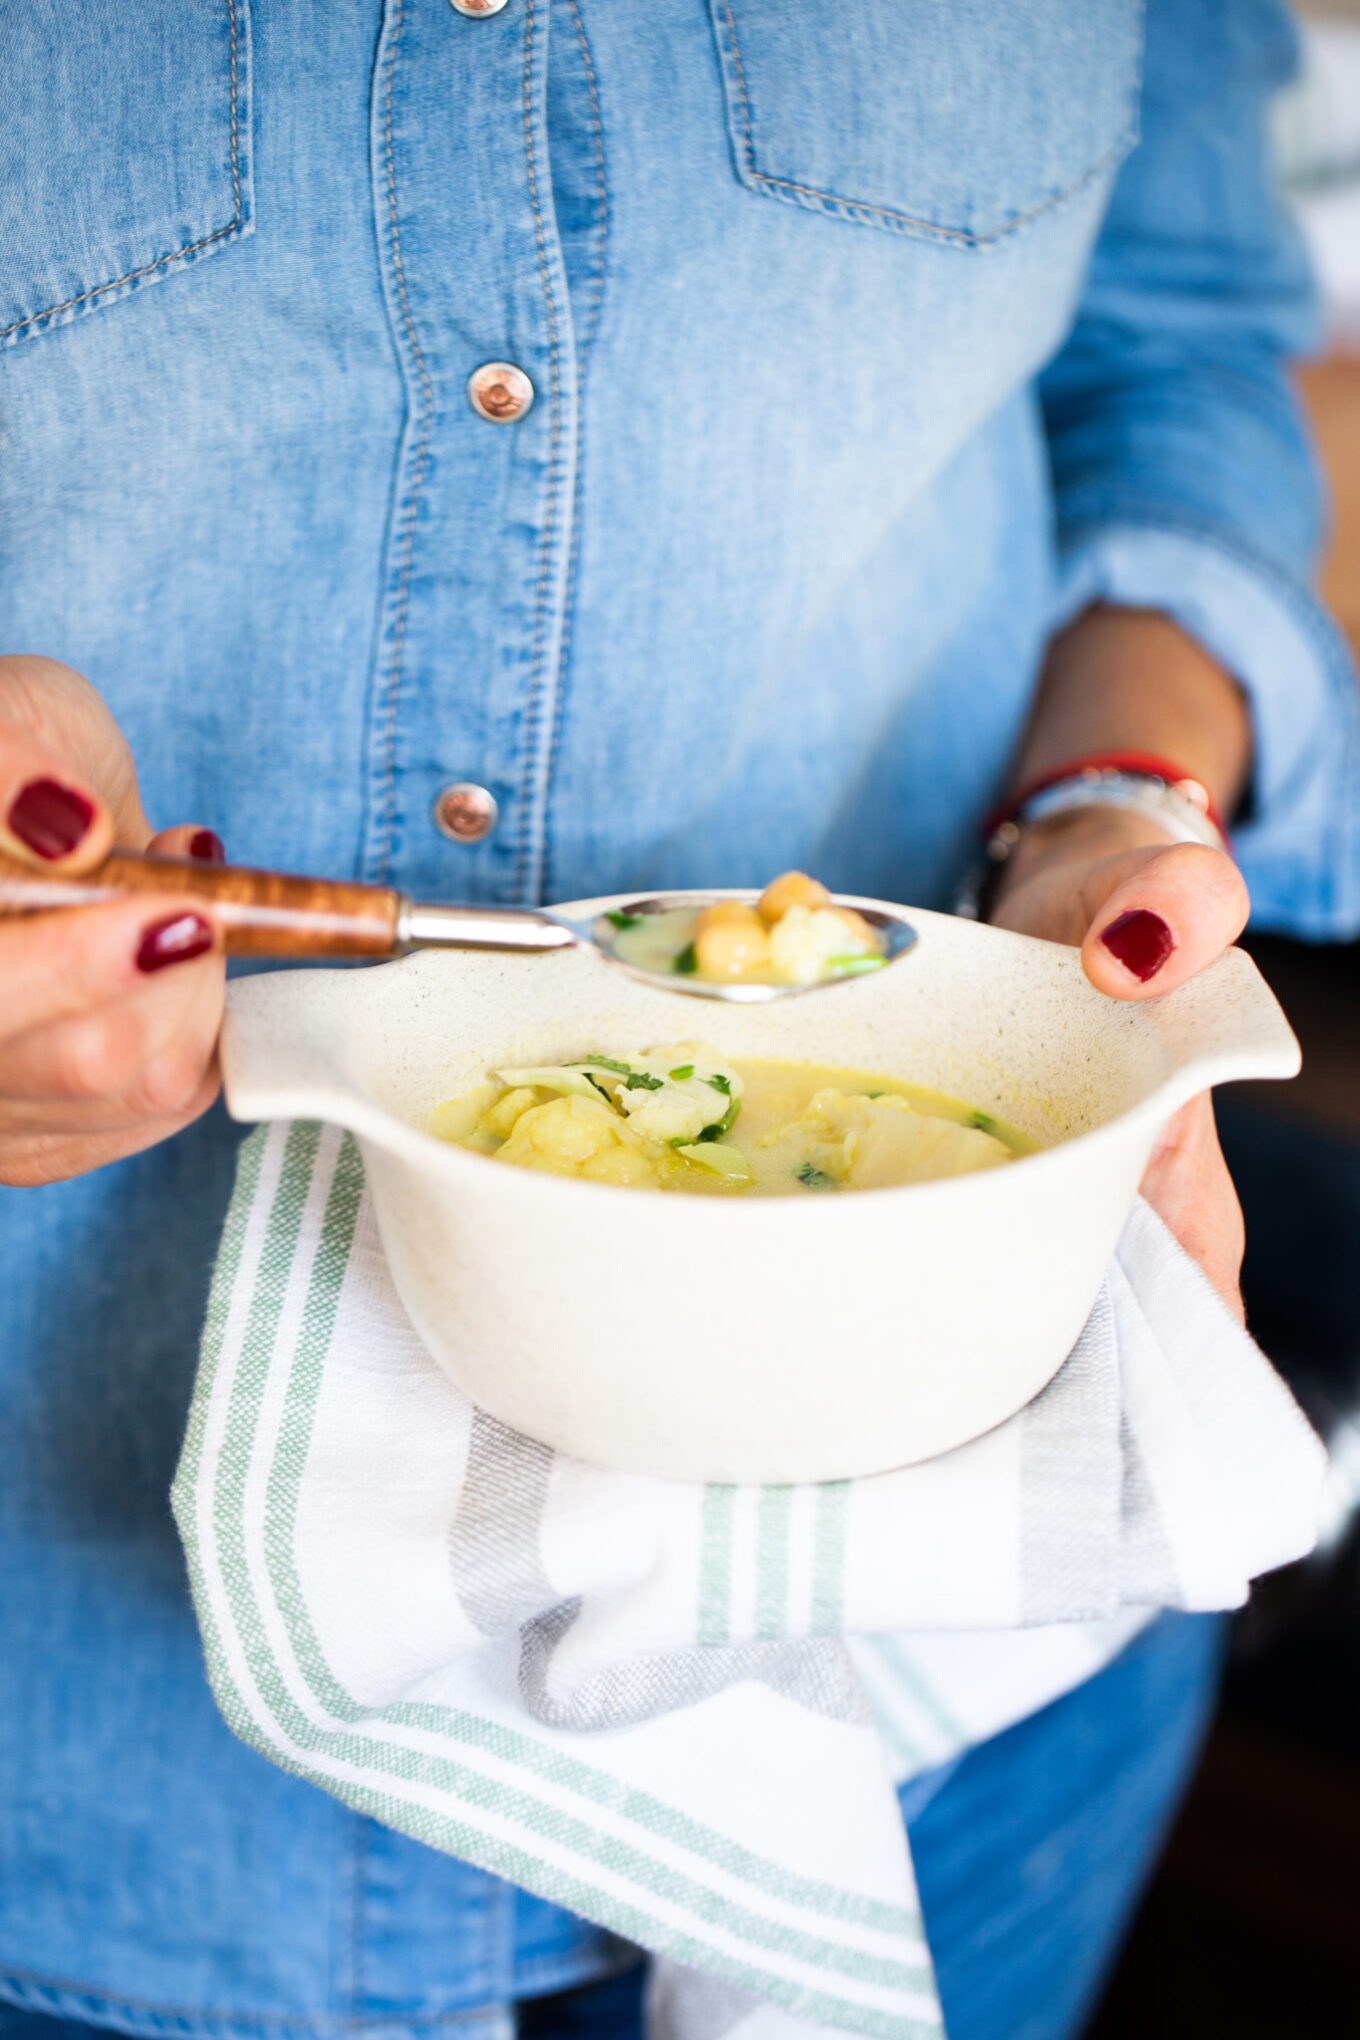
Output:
top-left (1085, 6), bottom-right (1360, 2033)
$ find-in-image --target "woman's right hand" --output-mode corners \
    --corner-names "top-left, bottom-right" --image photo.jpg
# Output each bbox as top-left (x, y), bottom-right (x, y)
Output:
top-left (0, 655), bottom-right (226, 1187)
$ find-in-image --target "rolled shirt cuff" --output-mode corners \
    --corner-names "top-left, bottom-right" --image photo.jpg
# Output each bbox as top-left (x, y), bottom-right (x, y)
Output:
top-left (1051, 521), bottom-right (1360, 940)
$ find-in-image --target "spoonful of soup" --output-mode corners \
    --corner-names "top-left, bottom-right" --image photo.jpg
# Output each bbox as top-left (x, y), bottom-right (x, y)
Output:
top-left (0, 852), bottom-right (914, 1000)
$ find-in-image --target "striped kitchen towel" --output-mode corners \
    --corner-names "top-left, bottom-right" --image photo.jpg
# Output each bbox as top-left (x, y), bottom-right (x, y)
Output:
top-left (174, 1121), bottom-right (1325, 2040)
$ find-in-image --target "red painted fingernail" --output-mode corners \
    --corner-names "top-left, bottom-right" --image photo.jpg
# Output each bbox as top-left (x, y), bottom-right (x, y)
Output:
top-left (1100, 908), bottom-right (1174, 982)
top-left (136, 912), bottom-right (215, 974)
top-left (7, 777), bottom-right (96, 860)
top-left (189, 829), bottom-right (225, 863)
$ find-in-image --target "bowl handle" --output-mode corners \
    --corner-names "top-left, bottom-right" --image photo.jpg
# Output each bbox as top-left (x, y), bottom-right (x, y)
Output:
top-left (1132, 944), bottom-right (1300, 1126)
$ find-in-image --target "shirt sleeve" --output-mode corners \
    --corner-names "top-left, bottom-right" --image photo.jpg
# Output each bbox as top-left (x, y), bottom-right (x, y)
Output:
top-left (1038, 0), bottom-right (1360, 939)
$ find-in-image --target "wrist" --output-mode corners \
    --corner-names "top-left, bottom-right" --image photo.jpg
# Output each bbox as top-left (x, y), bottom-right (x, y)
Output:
top-left (988, 804), bottom-right (1178, 913)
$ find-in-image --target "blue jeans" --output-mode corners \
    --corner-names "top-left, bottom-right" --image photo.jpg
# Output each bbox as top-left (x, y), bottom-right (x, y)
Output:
top-left (0, 1612), bottom-right (1222, 2040)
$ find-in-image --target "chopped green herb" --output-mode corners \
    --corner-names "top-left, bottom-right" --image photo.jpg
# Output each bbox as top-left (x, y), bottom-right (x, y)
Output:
top-left (673, 942), bottom-right (698, 975)
top-left (704, 1072), bottom-right (732, 1095)
top-left (581, 1056), bottom-right (636, 1078)
top-left (668, 1063), bottom-right (695, 1081)
top-left (969, 1110), bottom-right (997, 1134)
top-left (586, 1074), bottom-right (612, 1102)
top-left (605, 911), bottom-right (642, 929)
top-left (622, 1071), bottom-right (664, 1092)
top-left (674, 1096), bottom-right (740, 1146)
top-left (797, 1162), bottom-right (834, 1190)
top-left (827, 955), bottom-right (887, 977)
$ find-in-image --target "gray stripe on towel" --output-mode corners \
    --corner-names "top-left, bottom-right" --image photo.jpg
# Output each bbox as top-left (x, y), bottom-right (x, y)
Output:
top-left (1119, 1415), bottom-right (1184, 1607)
top-left (451, 1410), bottom-right (559, 1635)
top-left (1019, 1288), bottom-right (1122, 1624)
top-left (647, 1962), bottom-right (765, 2040)
top-left (520, 1605), bottom-right (870, 1731)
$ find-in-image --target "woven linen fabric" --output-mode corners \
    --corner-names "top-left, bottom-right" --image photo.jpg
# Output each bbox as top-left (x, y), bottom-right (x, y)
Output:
top-left (174, 1121), bottom-right (1325, 2040)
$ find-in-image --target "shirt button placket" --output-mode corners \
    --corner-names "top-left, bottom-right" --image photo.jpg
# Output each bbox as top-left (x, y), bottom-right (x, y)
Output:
top-left (366, 0), bottom-right (576, 906)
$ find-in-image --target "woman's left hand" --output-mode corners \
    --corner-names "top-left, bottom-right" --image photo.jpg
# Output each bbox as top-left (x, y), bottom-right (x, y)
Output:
top-left (988, 805), bottom-right (1251, 1318)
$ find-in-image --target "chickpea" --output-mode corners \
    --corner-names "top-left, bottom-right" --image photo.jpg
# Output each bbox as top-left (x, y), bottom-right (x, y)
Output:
top-left (756, 870), bottom-right (831, 926)
top-left (693, 900), bottom-right (772, 979)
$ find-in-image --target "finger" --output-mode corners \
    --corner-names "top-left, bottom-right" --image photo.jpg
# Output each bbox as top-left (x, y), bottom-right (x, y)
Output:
top-left (0, 718), bottom-right (114, 871)
top-left (0, 895), bottom-right (219, 1044)
top-left (0, 1068), bottom-right (221, 1188)
top-left (148, 822), bottom-right (226, 864)
top-left (0, 655), bottom-right (153, 849)
top-left (0, 936), bottom-right (224, 1110)
top-left (1139, 1093), bottom-right (1245, 1320)
top-left (1080, 843), bottom-right (1248, 1001)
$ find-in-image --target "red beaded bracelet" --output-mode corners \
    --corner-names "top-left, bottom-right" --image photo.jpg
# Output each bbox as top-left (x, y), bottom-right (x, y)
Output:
top-left (983, 750), bottom-right (1228, 844)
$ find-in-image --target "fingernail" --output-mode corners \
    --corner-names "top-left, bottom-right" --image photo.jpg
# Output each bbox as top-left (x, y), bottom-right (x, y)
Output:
top-left (136, 912), bottom-right (215, 974)
top-left (7, 777), bottom-right (96, 860)
top-left (189, 828), bottom-right (225, 863)
top-left (1100, 908), bottom-right (1174, 982)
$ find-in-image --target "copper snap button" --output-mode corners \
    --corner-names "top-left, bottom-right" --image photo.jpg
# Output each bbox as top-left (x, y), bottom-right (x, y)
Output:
top-left (433, 783), bottom-right (499, 844)
top-left (467, 362), bottom-right (534, 424)
top-left (449, 0), bottom-right (509, 14)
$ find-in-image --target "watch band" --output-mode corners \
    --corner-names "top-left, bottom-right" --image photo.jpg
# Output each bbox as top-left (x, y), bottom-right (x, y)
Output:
top-left (955, 761), bottom-right (1229, 922)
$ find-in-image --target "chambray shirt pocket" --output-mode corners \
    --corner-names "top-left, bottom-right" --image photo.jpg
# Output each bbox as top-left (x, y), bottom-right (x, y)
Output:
top-left (706, 0), bottom-right (1144, 247)
top-left (0, 0), bottom-right (253, 350)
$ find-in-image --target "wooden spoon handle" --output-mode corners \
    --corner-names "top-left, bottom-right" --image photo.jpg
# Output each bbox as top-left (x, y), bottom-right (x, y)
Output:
top-left (0, 848), bottom-right (402, 957)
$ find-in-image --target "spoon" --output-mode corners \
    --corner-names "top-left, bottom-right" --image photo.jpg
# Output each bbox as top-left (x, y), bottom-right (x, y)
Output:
top-left (0, 849), bottom-right (916, 1002)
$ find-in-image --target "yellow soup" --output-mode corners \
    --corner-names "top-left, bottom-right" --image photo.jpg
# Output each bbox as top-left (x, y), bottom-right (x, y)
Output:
top-left (430, 1046), bottom-right (1033, 1196)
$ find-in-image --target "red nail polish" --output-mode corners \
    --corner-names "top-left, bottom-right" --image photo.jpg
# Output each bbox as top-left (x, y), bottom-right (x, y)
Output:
top-left (7, 777), bottom-right (96, 860)
top-left (136, 912), bottom-right (214, 974)
top-left (189, 829), bottom-right (225, 863)
top-left (1100, 908), bottom-right (1174, 982)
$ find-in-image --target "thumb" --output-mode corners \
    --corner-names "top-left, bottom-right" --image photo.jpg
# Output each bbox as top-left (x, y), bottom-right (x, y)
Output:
top-left (1080, 842), bottom-right (1249, 1001)
top-left (0, 721), bottom-right (115, 872)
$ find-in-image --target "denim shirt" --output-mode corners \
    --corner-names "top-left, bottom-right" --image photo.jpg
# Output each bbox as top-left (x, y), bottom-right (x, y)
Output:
top-left (1, 3), bottom-right (1356, 2034)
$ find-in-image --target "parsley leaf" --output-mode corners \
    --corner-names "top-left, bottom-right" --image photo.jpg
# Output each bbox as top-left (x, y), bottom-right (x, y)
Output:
top-left (673, 942), bottom-right (698, 975)
top-left (605, 911), bottom-right (642, 930)
top-left (669, 1063), bottom-right (695, 1081)
top-left (797, 1162), bottom-right (834, 1190)
top-left (703, 1072), bottom-right (732, 1095)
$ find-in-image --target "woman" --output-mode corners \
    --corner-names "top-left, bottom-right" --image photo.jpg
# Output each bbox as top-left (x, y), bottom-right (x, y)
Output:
top-left (1, 2), bottom-right (1356, 2037)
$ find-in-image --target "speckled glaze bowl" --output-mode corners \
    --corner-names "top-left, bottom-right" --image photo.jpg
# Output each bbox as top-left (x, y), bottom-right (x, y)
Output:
top-left (221, 895), bottom-right (1299, 1483)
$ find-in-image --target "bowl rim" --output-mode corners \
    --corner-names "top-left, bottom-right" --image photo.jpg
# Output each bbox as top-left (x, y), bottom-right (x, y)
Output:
top-left (223, 889), bottom-right (1297, 1219)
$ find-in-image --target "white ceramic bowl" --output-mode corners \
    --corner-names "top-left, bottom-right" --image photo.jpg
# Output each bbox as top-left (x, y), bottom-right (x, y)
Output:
top-left (221, 895), bottom-right (1299, 1483)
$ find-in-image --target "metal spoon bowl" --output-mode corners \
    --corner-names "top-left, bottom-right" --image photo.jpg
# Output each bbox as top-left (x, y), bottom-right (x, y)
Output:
top-left (559, 892), bottom-right (917, 1001)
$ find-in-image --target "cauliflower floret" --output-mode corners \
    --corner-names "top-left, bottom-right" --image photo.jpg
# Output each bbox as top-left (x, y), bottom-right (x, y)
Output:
top-left (767, 905), bottom-right (880, 986)
top-left (612, 1045), bottom-right (743, 1144)
top-left (479, 1085), bottom-right (541, 1140)
top-left (496, 1095), bottom-right (663, 1184)
top-left (616, 1087), bottom-right (713, 1144)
